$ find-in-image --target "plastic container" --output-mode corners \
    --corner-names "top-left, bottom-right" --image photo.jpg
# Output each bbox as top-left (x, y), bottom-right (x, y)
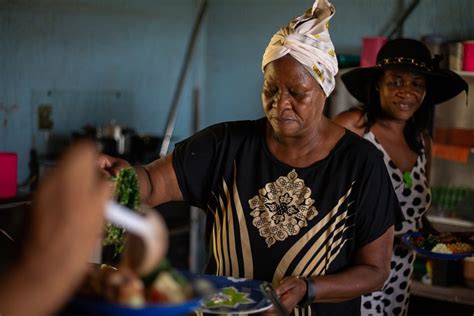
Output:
top-left (360, 36), bottom-right (387, 67)
top-left (463, 40), bottom-right (474, 72)
top-left (463, 257), bottom-right (474, 288)
top-left (0, 152), bottom-right (17, 198)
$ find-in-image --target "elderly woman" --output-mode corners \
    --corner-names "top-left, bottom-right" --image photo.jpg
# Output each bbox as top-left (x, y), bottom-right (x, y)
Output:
top-left (100, 1), bottom-right (400, 315)
top-left (334, 39), bottom-right (468, 315)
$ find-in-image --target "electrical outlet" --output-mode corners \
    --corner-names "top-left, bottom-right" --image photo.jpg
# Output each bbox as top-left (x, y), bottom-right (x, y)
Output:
top-left (38, 104), bottom-right (53, 130)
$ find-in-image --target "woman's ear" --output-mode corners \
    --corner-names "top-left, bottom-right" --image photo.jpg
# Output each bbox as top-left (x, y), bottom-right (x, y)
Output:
top-left (375, 80), bottom-right (381, 91)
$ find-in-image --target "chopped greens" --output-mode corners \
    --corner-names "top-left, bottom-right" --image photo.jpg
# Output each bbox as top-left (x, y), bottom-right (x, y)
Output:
top-left (103, 167), bottom-right (140, 256)
top-left (113, 167), bottom-right (141, 210)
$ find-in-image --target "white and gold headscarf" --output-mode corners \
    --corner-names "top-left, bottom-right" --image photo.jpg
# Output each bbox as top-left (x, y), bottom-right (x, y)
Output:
top-left (262, 0), bottom-right (338, 97)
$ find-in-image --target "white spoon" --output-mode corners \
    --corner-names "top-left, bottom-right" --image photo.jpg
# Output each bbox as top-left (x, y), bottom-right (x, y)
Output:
top-left (105, 201), bottom-right (168, 275)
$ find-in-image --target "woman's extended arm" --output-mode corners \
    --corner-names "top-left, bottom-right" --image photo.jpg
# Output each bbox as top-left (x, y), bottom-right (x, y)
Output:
top-left (141, 154), bottom-right (183, 206)
top-left (98, 152), bottom-right (183, 207)
top-left (269, 226), bottom-right (394, 313)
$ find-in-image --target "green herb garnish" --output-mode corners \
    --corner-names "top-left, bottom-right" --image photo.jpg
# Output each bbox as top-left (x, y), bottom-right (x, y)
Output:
top-left (103, 167), bottom-right (140, 256)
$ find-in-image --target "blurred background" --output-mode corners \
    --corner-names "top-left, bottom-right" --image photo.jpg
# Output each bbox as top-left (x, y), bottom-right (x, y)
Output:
top-left (0, 0), bottom-right (473, 314)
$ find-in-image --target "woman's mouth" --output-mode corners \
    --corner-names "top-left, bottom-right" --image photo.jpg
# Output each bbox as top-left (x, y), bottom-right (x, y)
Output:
top-left (273, 117), bottom-right (295, 124)
top-left (396, 103), bottom-right (414, 111)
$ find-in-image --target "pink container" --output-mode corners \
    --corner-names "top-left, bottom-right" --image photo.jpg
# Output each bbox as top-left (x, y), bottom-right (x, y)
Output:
top-left (463, 41), bottom-right (474, 72)
top-left (361, 36), bottom-right (388, 68)
top-left (0, 152), bottom-right (18, 198)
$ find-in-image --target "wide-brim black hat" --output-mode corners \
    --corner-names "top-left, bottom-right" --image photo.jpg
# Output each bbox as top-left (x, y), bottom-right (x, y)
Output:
top-left (341, 38), bottom-right (468, 105)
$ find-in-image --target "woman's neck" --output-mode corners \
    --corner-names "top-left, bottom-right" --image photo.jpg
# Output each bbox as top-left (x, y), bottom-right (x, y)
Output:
top-left (375, 117), bottom-right (406, 135)
top-left (266, 119), bottom-right (342, 168)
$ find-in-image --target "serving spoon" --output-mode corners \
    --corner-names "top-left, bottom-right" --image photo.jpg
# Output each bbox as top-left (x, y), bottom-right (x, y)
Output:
top-left (105, 201), bottom-right (168, 275)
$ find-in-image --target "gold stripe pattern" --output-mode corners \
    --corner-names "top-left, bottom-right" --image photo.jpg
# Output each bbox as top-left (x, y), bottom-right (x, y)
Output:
top-left (233, 162), bottom-right (253, 279)
top-left (212, 207), bottom-right (223, 275)
top-left (222, 177), bottom-right (239, 277)
top-left (306, 220), bottom-right (352, 276)
top-left (220, 183), bottom-right (231, 275)
top-left (209, 162), bottom-right (254, 279)
top-left (293, 211), bottom-right (349, 277)
top-left (272, 184), bottom-right (354, 284)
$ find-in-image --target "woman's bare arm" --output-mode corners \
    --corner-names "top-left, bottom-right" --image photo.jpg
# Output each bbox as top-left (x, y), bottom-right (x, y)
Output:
top-left (140, 153), bottom-right (183, 206)
top-left (271, 226), bottom-right (394, 314)
top-left (311, 226), bottom-right (394, 302)
top-left (332, 109), bottom-right (366, 137)
top-left (98, 152), bottom-right (183, 207)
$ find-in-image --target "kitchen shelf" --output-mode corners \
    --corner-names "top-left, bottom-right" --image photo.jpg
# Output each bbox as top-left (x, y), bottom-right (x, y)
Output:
top-left (427, 215), bottom-right (474, 229)
top-left (434, 128), bottom-right (474, 148)
top-left (411, 280), bottom-right (474, 306)
top-left (432, 143), bottom-right (473, 163)
top-left (455, 70), bottom-right (474, 78)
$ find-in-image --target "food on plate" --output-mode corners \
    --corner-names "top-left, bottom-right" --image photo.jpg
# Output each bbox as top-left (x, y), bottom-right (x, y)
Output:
top-left (447, 242), bottom-right (474, 254)
top-left (77, 259), bottom-right (195, 307)
top-left (77, 264), bottom-right (146, 307)
top-left (411, 232), bottom-right (474, 254)
top-left (431, 243), bottom-right (452, 254)
top-left (148, 270), bottom-right (192, 304)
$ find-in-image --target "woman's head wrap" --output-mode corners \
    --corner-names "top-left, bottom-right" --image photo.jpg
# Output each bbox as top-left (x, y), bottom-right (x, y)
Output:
top-left (262, 0), bottom-right (338, 97)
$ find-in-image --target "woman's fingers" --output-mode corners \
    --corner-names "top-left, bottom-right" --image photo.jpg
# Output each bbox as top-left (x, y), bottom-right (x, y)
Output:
top-left (97, 154), bottom-right (131, 177)
top-left (271, 276), bottom-right (308, 312)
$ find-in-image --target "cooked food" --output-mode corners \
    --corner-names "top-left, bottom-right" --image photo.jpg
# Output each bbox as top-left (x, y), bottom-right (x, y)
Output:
top-left (446, 242), bottom-right (474, 254)
top-left (77, 260), bottom-right (194, 307)
top-left (411, 232), bottom-right (474, 255)
top-left (148, 271), bottom-right (192, 304)
top-left (77, 264), bottom-right (145, 307)
top-left (431, 243), bottom-right (452, 254)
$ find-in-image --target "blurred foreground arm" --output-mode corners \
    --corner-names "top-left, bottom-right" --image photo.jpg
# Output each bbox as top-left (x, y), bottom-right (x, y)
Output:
top-left (0, 142), bottom-right (111, 316)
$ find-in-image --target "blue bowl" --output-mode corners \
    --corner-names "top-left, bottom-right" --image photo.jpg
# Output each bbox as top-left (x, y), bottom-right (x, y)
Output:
top-left (70, 297), bottom-right (201, 316)
top-left (70, 270), bottom-right (201, 316)
top-left (69, 272), bottom-right (272, 315)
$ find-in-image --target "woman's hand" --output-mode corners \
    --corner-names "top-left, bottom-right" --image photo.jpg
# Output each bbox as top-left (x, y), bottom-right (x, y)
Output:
top-left (97, 153), bottom-right (131, 178)
top-left (263, 276), bottom-right (307, 315)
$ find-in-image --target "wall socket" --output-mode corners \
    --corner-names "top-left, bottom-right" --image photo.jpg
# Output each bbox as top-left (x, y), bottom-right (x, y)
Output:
top-left (38, 104), bottom-right (53, 130)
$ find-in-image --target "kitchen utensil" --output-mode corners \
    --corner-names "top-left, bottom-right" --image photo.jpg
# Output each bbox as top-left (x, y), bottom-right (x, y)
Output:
top-left (105, 201), bottom-right (168, 275)
top-left (449, 42), bottom-right (464, 71)
top-left (260, 282), bottom-right (290, 316)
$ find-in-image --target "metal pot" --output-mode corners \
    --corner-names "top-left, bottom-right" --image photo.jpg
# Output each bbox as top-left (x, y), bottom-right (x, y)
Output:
top-left (97, 121), bottom-right (135, 156)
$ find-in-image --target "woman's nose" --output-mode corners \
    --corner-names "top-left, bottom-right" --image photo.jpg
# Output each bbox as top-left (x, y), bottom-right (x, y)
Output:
top-left (397, 83), bottom-right (415, 98)
top-left (273, 91), bottom-right (290, 109)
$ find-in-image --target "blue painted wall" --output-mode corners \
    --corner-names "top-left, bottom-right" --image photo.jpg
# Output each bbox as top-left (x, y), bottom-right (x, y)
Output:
top-left (1, 0), bottom-right (473, 182)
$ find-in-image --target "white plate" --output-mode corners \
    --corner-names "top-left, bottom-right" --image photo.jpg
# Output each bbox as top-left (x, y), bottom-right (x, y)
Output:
top-left (195, 275), bottom-right (272, 315)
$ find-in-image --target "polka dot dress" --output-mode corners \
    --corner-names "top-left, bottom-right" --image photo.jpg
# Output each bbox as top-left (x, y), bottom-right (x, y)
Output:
top-left (361, 131), bottom-right (431, 316)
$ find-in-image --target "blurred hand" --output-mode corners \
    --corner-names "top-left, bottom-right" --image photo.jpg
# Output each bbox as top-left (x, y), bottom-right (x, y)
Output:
top-left (263, 276), bottom-right (307, 316)
top-left (97, 153), bottom-right (131, 178)
top-left (19, 141), bottom-right (112, 315)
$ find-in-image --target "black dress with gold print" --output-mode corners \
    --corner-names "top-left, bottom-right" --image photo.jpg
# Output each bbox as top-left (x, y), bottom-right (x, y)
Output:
top-left (172, 118), bottom-right (400, 316)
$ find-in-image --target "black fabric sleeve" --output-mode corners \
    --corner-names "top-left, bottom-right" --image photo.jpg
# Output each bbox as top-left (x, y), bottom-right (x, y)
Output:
top-left (172, 123), bottom-right (228, 209)
top-left (354, 150), bottom-right (403, 247)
